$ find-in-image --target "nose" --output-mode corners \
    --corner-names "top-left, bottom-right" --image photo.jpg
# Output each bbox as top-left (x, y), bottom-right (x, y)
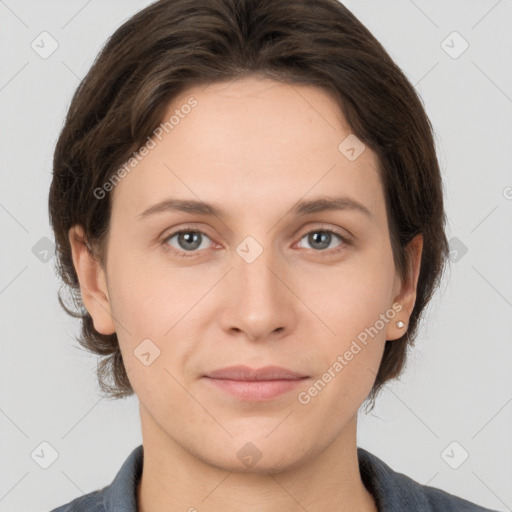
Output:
top-left (219, 246), bottom-right (298, 342)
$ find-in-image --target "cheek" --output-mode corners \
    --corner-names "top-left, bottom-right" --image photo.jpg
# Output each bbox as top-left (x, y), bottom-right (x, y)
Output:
top-left (304, 246), bottom-right (396, 343)
top-left (298, 243), bottom-right (395, 399)
top-left (105, 246), bottom-right (211, 390)
top-left (107, 244), bottom-right (198, 334)
top-left (103, 249), bottom-right (172, 382)
top-left (296, 269), bottom-right (391, 424)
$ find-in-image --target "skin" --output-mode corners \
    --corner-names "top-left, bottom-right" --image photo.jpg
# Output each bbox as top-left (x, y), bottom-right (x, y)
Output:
top-left (69, 76), bottom-right (422, 512)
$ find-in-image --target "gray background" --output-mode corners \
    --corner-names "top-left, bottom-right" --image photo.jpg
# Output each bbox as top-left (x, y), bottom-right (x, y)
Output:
top-left (1, 0), bottom-right (511, 511)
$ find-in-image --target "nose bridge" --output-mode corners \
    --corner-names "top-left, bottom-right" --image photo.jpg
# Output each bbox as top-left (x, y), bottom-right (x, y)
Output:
top-left (237, 235), bottom-right (284, 308)
top-left (222, 233), bottom-right (294, 340)
top-left (238, 242), bottom-right (280, 299)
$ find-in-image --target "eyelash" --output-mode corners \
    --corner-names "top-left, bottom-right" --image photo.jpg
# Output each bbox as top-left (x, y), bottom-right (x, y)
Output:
top-left (161, 225), bottom-right (351, 259)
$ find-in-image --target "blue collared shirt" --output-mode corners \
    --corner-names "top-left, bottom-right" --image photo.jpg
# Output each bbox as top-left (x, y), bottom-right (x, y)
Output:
top-left (49, 445), bottom-right (499, 511)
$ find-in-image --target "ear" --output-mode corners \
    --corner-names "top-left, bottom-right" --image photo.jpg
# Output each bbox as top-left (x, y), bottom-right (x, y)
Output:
top-left (68, 225), bottom-right (116, 335)
top-left (386, 233), bottom-right (423, 341)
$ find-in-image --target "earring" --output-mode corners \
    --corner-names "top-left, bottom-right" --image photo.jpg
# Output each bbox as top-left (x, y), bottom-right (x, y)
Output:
top-left (396, 320), bottom-right (405, 329)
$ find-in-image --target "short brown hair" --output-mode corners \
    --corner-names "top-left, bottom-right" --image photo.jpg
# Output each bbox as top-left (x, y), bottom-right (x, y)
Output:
top-left (49, 0), bottom-right (449, 408)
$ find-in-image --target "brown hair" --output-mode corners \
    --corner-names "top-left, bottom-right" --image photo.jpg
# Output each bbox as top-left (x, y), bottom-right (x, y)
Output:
top-left (49, 0), bottom-right (449, 408)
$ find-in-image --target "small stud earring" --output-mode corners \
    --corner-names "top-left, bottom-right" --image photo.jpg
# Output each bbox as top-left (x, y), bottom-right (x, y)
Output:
top-left (396, 320), bottom-right (405, 329)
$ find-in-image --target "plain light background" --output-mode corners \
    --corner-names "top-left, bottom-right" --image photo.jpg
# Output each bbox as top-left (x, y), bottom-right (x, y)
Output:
top-left (0, 0), bottom-right (511, 511)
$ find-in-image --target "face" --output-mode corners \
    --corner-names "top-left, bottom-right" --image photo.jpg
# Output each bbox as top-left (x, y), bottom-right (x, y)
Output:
top-left (71, 76), bottom-right (421, 472)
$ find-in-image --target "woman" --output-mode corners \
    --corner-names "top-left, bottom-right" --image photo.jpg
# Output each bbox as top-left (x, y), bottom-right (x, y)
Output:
top-left (48, 0), bottom-right (499, 510)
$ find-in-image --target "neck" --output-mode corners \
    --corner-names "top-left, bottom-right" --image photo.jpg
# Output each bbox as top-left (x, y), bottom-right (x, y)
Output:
top-left (137, 408), bottom-right (377, 512)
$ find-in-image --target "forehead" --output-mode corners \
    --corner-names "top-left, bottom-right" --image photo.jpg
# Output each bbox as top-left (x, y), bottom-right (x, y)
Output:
top-left (111, 77), bottom-right (384, 223)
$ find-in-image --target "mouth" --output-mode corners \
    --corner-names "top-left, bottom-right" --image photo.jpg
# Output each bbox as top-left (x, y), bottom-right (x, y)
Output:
top-left (202, 365), bottom-right (309, 401)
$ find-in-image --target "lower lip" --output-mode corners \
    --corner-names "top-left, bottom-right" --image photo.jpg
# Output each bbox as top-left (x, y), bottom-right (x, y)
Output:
top-left (204, 377), bottom-right (307, 401)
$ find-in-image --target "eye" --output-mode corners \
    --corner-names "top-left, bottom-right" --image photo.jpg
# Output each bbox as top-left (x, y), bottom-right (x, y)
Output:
top-left (163, 229), bottom-right (213, 257)
top-left (162, 226), bottom-right (350, 259)
top-left (296, 228), bottom-right (348, 254)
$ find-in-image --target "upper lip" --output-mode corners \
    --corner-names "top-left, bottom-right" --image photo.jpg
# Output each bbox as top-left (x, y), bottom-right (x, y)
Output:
top-left (204, 365), bottom-right (308, 381)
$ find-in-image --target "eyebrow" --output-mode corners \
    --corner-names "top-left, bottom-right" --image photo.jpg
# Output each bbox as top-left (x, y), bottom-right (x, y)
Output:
top-left (137, 195), bottom-right (372, 220)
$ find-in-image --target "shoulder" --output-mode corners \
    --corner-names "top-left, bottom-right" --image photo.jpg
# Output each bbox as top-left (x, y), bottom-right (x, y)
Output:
top-left (421, 483), bottom-right (499, 511)
top-left (357, 447), bottom-right (500, 512)
top-left (47, 445), bottom-right (143, 512)
top-left (48, 489), bottom-right (105, 512)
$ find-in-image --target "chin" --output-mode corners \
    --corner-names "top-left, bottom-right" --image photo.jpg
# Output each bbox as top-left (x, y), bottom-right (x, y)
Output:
top-left (185, 431), bottom-right (316, 475)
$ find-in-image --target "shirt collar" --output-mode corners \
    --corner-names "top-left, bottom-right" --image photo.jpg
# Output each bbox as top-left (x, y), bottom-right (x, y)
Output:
top-left (357, 447), bottom-right (430, 511)
top-left (103, 444), bottom-right (143, 512)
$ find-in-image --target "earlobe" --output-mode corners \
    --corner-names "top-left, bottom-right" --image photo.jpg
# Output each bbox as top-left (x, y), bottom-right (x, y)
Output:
top-left (386, 234), bottom-right (423, 341)
top-left (68, 225), bottom-right (116, 335)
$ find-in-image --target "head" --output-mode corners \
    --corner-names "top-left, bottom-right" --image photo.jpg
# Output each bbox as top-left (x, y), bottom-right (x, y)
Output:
top-left (49, 0), bottom-right (448, 470)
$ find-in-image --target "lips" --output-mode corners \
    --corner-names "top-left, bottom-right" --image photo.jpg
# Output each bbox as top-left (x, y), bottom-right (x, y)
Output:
top-left (204, 365), bottom-right (308, 381)
top-left (203, 365), bottom-right (309, 401)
